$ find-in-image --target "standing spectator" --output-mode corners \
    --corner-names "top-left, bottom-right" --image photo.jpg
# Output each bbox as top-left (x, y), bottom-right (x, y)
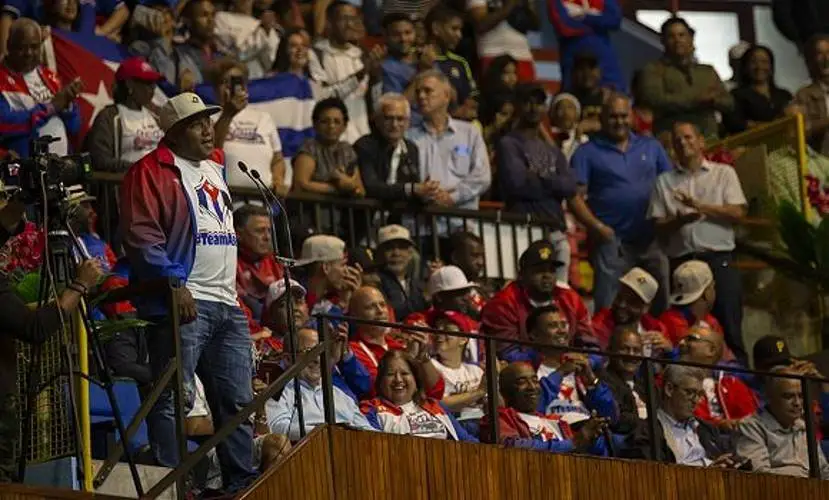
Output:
top-left (649, 122), bottom-right (748, 362)
top-left (601, 327), bottom-right (648, 437)
top-left (356, 93), bottom-right (439, 203)
top-left (424, 6), bottom-right (479, 121)
top-left (724, 41), bottom-right (751, 92)
top-left (636, 17), bottom-right (733, 139)
top-left (0, 18), bottom-right (81, 157)
top-left (772, 0), bottom-right (829, 50)
top-left (86, 57), bottom-right (163, 173)
top-left (297, 234), bottom-right (361, 316)
top-left (568, 52), bottom-right (609, 135)
top-left (480, 90), bottom-right (515, 172)
top-left (794, 35), bottom-right (829, 156)
top-left (292, 97), bottom-right (365, 198)
top-left (590, 267), bottom-right (670, 353)
top-left (625, 365), bottom-right (736, 466)
top-left (380, 13), bottom-right (428, 95)
top-left (33, 0), bottom-right (128, 39)
top-left (408, 70), bottom-right (491, 231)
top-left (309, 1), bottom-right (382, 144)
top-left (214, 0), bottom-right (281, 79)
top-left (209, 58), bottom-right (287, 195)
top-left (569, 93), bottom-right (672, 315)
top-left (149, 0), bottom-right (225, 90)
top-left (549, 93), bottom-right (589, 161)
top-left (481, 240), bottom-right (592, 361)
top-left (480, 54), bottom-right (519, 96)
top-left (497, 83), bottom-right (577, 285)
top-left (466, 0), bottom-right (538, 81)
top-left (547, 0), bottom-right (624, 92)
top-left (737, 366), bottom-right (829, 479)
top-left (659, 261), bottom-right (726, 348)
top-left (120, 92), bottom-right (255, 491)
top-left (382, 0), bottom-right (440, 19)
top-left (376, 224), bottom-right (426, 321)
top-left (447, 231), bottom-right (490, 303)
top-left (235, 204), bottom-right (285, 323)
top-left (725, 45), bottom-right (792, 134)
top-left (268, 28), bottom-right (315, 159)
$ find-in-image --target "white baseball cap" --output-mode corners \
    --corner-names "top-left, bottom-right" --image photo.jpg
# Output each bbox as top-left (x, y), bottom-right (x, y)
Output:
top-left (377, 224), bottom-right (414, 247)
top-left (428, 265), bottom-right (474, 296)
top-left (728, 41), bottom-right (751, 61)
top-left (296, 235), bottom-right (346, 266)
top-left (159, 92), bottom-right (221, 132)
top-left (619, 267), bottom-right (658, 304)
top-left (670, 260), bottom-right (714, 306)
top-left (265, 279), bottom-right (306, 310)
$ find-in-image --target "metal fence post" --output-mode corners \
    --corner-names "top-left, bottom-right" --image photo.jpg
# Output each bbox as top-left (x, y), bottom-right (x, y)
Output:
top-left (802, 376), bottom-right (820, 478)
top-left (484, 337), bottom-right (500, 444)
top-left (643, 359), bottom-right (661, 462)
top-left (319, 317), bottom-right (336, 426)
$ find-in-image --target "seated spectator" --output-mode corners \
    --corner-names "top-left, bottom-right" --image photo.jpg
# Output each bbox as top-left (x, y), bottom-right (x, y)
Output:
top-left (214, 0), bottom-right (281, 79)
top-left (625, 365), bottom-right (736, 467)
top-left (794, 35), bottom-right (829, 156)
top-left (292, 97), bottom-right (365, 198)
top-left (650, 122), bottom-right (748, 361)
top-left (149, 0), bottom-right (226, 90)
top-left (636, 17), bottom-right (733, 139)
top-left (497, 83), bottom-right (576, 285)
top-left (356, 93), bottom-right (438, 203)
top-left (309, 1), bottom-right (382, 143)
top-left (466, 0), bottom-right (537, 82)
top-left (567, 52), bottom-right (609, 136)
top-left (629, 70), bottom-right (654, 137)
top-left (297, 235), bottom-right (361, 317)
top-left (235, 204), bottom-right (285, 323)
top-left (569, 93), bottom-right (671, 314)
top-left (408, 70), bottom-right (491, 230)
top-left (601, 327), bottom-right (647, 436)
top-left (679, 325), bottom-right (758, 429)
top-left (549, 93), bottom-right (589, 161)
top-left (430, 311), bottom-right (485, 422)
top-left (659, 261), bottom-right (726, 348)
top-left (424, 6), bottom-right (478, 121)
top-left (380, 13), bottom-right (430, 95)
top-left (43, 0), bottom-right (93, 36)
top-left (724, 45), bottom-right (792, 134)
top-left (87, 57), bottom-right (163, 173)
top-left (591, 267), bottom-right (670, 354)
top-left (480, 54), bottom-right (518, 97)
top-left (483, 362), bottom-right (607, 453)
top-left (737, 366), bottom-right (829, 479)
top-left (348, 286), bottom-right (445, 399)
top-left (447, 231), bottom-right (489, 304)
top-left (481, 241), bottom-right (592, 361)
top-left (376, 224), bottom-right (426, 320)
top-left (265, 327), bottom-right (375, 440)
top-left (548, 0), bottom-right (623, 92)
top-left (41, 0), bottom-right (128, 39)
top-left (349, 245), bottom-right (381, 288)
top-left (361, 350), bottom-right (477, 441)
top-left (0, 18), bottom-right (81, 157)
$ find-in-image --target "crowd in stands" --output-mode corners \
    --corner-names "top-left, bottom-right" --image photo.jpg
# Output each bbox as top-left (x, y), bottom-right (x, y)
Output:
top-left (4, 0), bottom-right (829, 494)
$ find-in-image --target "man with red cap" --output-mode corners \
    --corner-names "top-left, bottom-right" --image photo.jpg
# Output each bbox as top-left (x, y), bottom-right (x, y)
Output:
top-left (481, 240), bottom-right (593, 362)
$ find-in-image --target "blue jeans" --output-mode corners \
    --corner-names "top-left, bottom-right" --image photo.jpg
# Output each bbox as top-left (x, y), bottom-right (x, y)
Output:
top-left (145, 300), bottom-right (256, 492)
top-left (590, 236), bottom-right (670, 315)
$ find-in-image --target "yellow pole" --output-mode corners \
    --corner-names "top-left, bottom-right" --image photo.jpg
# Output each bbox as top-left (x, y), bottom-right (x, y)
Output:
top-left (75, 306), bottom-right (93, 492)
top-left (795, 113), bottom-right (812, 222)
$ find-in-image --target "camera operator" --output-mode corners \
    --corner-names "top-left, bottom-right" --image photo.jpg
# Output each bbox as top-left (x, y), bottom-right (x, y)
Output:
top-left (0, 199), bottom-right (103, 483)
top-left (0, 18), bottom-right (82, 158)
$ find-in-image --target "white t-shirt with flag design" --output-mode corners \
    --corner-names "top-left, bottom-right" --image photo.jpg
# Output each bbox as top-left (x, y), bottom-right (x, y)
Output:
top-left (538, 366), bottom-right (590, 424)
top-left (431, 359), bottom-right (484, 421)
top-left (117, 105), bottom-right (162, 164)
top-left (216, 106), bottom-right (282, 189)
top-left (517, 412), bottom-right (565, 442)
top-left (22, 69), bottom-right (68, 155)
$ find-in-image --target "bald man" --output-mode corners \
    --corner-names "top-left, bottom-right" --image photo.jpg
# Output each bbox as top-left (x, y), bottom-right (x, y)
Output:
top-left (348, 286), bottom-right (445, 399)
top-left (0, 18), bottom-right (82, 157)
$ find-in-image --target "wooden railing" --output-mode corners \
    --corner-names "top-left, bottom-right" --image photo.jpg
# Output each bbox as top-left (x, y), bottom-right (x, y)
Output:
top-left (242, 425), bottom-right (829, 500)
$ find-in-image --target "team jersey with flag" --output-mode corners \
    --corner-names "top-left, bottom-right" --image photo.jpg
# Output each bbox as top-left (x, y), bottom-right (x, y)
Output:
top-left (217, 106), bottom-right (282, 189)
top-left (174, 153), bottom-right (238, 306)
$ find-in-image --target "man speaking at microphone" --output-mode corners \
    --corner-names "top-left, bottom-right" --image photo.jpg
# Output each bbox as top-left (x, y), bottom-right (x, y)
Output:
top-left (121, 92), bottom-right (256, 492)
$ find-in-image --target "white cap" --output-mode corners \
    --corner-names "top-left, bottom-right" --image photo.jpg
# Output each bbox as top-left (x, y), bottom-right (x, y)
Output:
top-left (265, 279), bottom-right (306, 310)
top-left (428, 265), bottom-right (474, 296)
top-left (619, 267), bottom-right (658, 304)
top-left (670, 260), bottom-right (714, 306)
top-left (377, 224), bottom-right (414, 247)
top-left (728, 41), bottom-right (751, 61)
top-left (159, 92), bottom-right (221, 132)
top-left (296, 235), bottom-right (346, 266)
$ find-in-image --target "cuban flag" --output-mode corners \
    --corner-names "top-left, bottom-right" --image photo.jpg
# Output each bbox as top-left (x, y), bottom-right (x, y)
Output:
top-left (47, 28), bottom-right (130, 145)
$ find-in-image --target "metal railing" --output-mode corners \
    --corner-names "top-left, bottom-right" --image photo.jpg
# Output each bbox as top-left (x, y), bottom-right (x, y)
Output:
top-left (89, 172), bottom-right (563, 281)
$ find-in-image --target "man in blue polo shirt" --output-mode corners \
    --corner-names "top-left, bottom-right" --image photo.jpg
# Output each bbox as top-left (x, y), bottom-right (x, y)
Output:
top-left (569, 92), bottom-right (672, 315)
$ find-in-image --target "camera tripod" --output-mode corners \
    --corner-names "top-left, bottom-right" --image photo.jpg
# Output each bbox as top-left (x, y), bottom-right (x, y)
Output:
top-left (16, 208), bottom-right (145, 496)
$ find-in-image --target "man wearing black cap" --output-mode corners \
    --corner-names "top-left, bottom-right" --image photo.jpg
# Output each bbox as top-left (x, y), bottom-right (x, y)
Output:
top-left (481, 240), bottom-right (593, 361)
top-left (497, 83), bottom-right (577, 286)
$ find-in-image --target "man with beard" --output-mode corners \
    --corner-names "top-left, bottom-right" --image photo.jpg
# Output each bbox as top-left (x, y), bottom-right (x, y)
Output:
top-left (376, 224), bottom-right (426, 320)
top-left (380, 13), bottom-right (434, 95)
top-left (481, 240), bottom-right (592, 361)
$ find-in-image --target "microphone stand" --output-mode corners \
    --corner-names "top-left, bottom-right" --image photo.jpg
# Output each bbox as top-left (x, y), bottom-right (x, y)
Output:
top-left (237, 162), bottom-right (306, 437)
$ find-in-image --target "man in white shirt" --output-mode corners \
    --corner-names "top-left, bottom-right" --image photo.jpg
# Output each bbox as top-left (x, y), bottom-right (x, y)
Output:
top-left (120, 92), bottom-right (256, 493)
top-left (211, 58), bottom-right (287, 195)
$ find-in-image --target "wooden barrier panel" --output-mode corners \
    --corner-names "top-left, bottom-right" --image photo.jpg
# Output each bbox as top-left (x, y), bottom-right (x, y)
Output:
top-left (247, 426), bottom-right (829, 500)
top-left (0, 483), bottom-right (125, 500)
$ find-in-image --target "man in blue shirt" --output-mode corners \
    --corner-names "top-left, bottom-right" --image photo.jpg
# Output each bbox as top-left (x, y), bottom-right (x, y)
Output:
top-left (381, 13), bottom-right (423, 95)
top-left (569, 92), bottom-right (671, 315)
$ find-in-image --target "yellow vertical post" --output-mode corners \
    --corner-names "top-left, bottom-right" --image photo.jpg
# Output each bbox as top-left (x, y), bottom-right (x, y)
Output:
top-left (795, 113), bottom-right (812, 222)
top-left (75, 306), bottom-right (93, 492)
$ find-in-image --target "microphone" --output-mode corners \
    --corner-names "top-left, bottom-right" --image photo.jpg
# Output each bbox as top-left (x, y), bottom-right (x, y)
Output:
top-left (249, 167), bottom-right (294, 260)
top-left (238, 161), bottom-right (280, 257)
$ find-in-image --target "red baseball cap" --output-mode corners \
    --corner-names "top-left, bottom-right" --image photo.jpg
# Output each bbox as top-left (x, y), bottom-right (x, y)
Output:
top-left (115, 57), bottom-right (163, 82)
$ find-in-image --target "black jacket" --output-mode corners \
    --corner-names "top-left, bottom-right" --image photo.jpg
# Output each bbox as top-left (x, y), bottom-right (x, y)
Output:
top-left (378, 269), bottom-right (426, 322)
top-left (601, 368), bottom-right (648, 436)
top-left (355, 133), bottom-right (421, 201)
top-left (623, 411), bottom-right (734, 464)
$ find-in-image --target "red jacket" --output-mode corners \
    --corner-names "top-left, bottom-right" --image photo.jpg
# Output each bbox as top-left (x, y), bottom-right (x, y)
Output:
top-left (659, 308), bottom-right (723, 346)
top-left (590, 308), bottom-right (666, 350)
top-left (695, 372), bottom-right (758, 424)
top-left (480, 281), bottom-right (593, 355)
